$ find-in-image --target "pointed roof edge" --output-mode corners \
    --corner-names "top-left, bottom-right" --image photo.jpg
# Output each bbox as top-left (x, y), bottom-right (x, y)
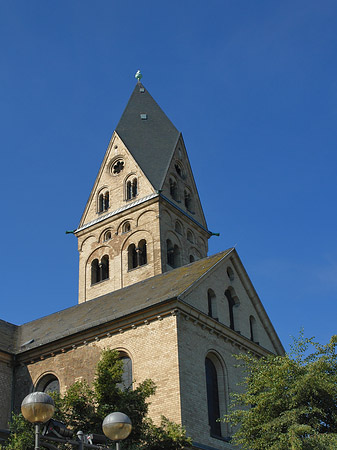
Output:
top-left (178, 248), bottom-right (285, 356)
top-left (158, 132), bottom-right (208, 228)
top-left (115, 82), bottom-right (180, 190)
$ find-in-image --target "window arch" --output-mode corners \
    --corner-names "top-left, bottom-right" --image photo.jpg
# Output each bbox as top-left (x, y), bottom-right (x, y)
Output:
top-left (91, 256), bottom-right (109, 284)
top-left (189, 255), bottom-right (195, 263)
top-left (138, 240), bottom-right (147, 266)
top-left (208, 289), bottom-right (218, 320)
top-left (187, 229), bottom-right (194, 243)
top-left (166, 239), bottom-right (180, 268)
top-left (98, 190), bottom-right (109, 213)
top-left (225, 288), bottom-right (239, 331)
top-left (184, 189), bottom-right (193, 212)
top-left (126, 177), bottom-right (138, 200)
top-left (227, 266), bottom-right (234, 281)
top-left (122, 221), bottom-right (131, 233)
top-left (175, 221), bottom-right (182, 235)
top-left (128, 244), bottom-right (137, 270)
top-left (91, 259), bottom-right (99, 284)
top-left (169, 178), bottom-right (178, 201)
top-left (36, 374), bottom-right (60, 394)
top-left (205, 357), bottom-right (222, 437)
top-left (104, 231), bottom-right (112, 241)
top-left (250, 315), bottom-right (259, 343)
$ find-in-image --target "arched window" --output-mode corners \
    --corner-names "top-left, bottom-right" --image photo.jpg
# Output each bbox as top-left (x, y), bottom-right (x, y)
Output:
top-left (122, 222), bottom-right (131, 233)
top-left (126, 178), bottom-right (138, 200)
top-left (208, 289), bottom-right (218, 320)
top-left (104, 231), bottom-right (112, 241)
top-left (126, 181), bottom-right (132, 200)
top-left (91, 259), bottom-right (99, 284)
top-left (250, 315), bottom-right (258, 343)
top-left (104, 192), bottom-right (109, 210)
top-left (227, 267), bottom-right (234, 281)
top-left (184, 189), bottom-right (193, 212)
top-left (36, 374), bottom-right (60, 394)
top-left (101, 255), bottom-right (109, 280)
top-left (128, 244), bottom-right (137, 270)
top-left (189, 255), bottom-right (195, 263)
top-left (175, 221), bottom-right (182, 235)
top-left (187, 230), bottom-right (194, 243)
top-left (205, 357), bottom-right (222, 437)
top-left (225, 288), bottom-right (238, 331)
top-left (132, 178), bottom-right (137, 197)
top-left (138, 240), bottom-right (147, 266)
top-left (117, 354), bottom-right (133, 391)
top-left (169, 178), bottom-right (178, 200)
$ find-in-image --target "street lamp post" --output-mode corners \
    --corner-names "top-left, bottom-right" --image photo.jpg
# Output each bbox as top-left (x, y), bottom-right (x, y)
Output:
top-left (21, 392), bottom-right (55, 450)
top-left (102, 412), bottom-right (132, 450)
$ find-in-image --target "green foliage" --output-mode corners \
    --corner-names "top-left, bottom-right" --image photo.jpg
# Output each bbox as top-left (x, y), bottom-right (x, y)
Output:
top-left (2, 413), bottom-right (33, 450)
top-left (3, 349), bottom-right (190, 450)
top-left (224, 333), bottom-right (337, 450)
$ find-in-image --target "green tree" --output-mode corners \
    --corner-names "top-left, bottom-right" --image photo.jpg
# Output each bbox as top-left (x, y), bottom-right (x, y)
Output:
top-left (3, 349), bottom-right (191, 450)
top-left (224, 334), bottom-right (337, 450)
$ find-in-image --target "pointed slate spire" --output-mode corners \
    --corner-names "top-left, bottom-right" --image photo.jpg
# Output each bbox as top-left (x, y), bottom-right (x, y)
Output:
top-left (115, 83), bottom-right (180, 190)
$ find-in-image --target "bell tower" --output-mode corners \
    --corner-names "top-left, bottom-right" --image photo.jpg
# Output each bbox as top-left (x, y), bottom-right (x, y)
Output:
top-left (75, 78), bottom-right (211, 303)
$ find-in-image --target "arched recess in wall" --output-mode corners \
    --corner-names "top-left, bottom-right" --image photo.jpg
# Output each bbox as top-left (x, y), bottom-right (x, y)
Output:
top-left (169, 175), bottom-right (179, 201)
top-left (99, 228), bottom-right (113, 243)
top-left (224, 287), bottom-right (240, 331)
top-left (205, 351), bottom-right (229, 439)
top-left (249, 315), bottom-right (259, 343)
top-left (79, 235), bottom-right (96, 252)
top-left (137, 209), bottom-right (157, 228)
top-left (35, 373), bottom-right (60, 394)
top-left (207, 289), bottom-right (218, 320)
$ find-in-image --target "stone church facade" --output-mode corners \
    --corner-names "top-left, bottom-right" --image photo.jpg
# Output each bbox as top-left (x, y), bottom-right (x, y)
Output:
top-left (0, 81), bottom-right (284, 449)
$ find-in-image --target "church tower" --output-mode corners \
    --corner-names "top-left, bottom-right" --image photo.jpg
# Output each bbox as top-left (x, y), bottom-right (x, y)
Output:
top-left (75, 80), bottom-right (211, 303)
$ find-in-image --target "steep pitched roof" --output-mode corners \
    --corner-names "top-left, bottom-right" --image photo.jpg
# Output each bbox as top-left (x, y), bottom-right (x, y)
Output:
top-left (116, 83), bottom-right (180, 190)
top-left (15, 250), bottom-right (232, 353)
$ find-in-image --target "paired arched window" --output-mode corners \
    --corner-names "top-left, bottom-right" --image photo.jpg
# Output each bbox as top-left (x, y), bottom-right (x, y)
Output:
top-left (36, 374), bottom-right (60, 394)
top-left (169, 178), bottom-right (178, 201)
top-left (128, 240), bottom-right (147, 270)
top-left (98, 191), bottom-right (109, 213)
top-left (126, 178), bottom-right (138, 200)
top-left (205, 357), bottom-right (222, 437)
top-left (225, 288), bottom-right (238, 331)
top-left (166, 239), bottom-right (180, 268)
top-left (91, 255), bottom-right (109, 284)
top-left (207, 289), bottom-right (218, 320)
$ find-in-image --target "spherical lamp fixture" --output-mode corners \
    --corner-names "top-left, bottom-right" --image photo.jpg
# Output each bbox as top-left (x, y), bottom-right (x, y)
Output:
top-left (21, 392), bottom-right (55, 424)
top-left (102, 412), bottom-right (132, 441)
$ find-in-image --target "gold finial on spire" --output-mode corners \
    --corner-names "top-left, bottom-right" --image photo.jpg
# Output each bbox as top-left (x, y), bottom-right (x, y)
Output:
top-left (135, 70), bottom-right (143, 82)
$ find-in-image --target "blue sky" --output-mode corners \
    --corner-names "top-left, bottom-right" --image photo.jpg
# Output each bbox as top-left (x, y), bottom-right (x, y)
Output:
top-left (1, 1), bottom-right (336, 351)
